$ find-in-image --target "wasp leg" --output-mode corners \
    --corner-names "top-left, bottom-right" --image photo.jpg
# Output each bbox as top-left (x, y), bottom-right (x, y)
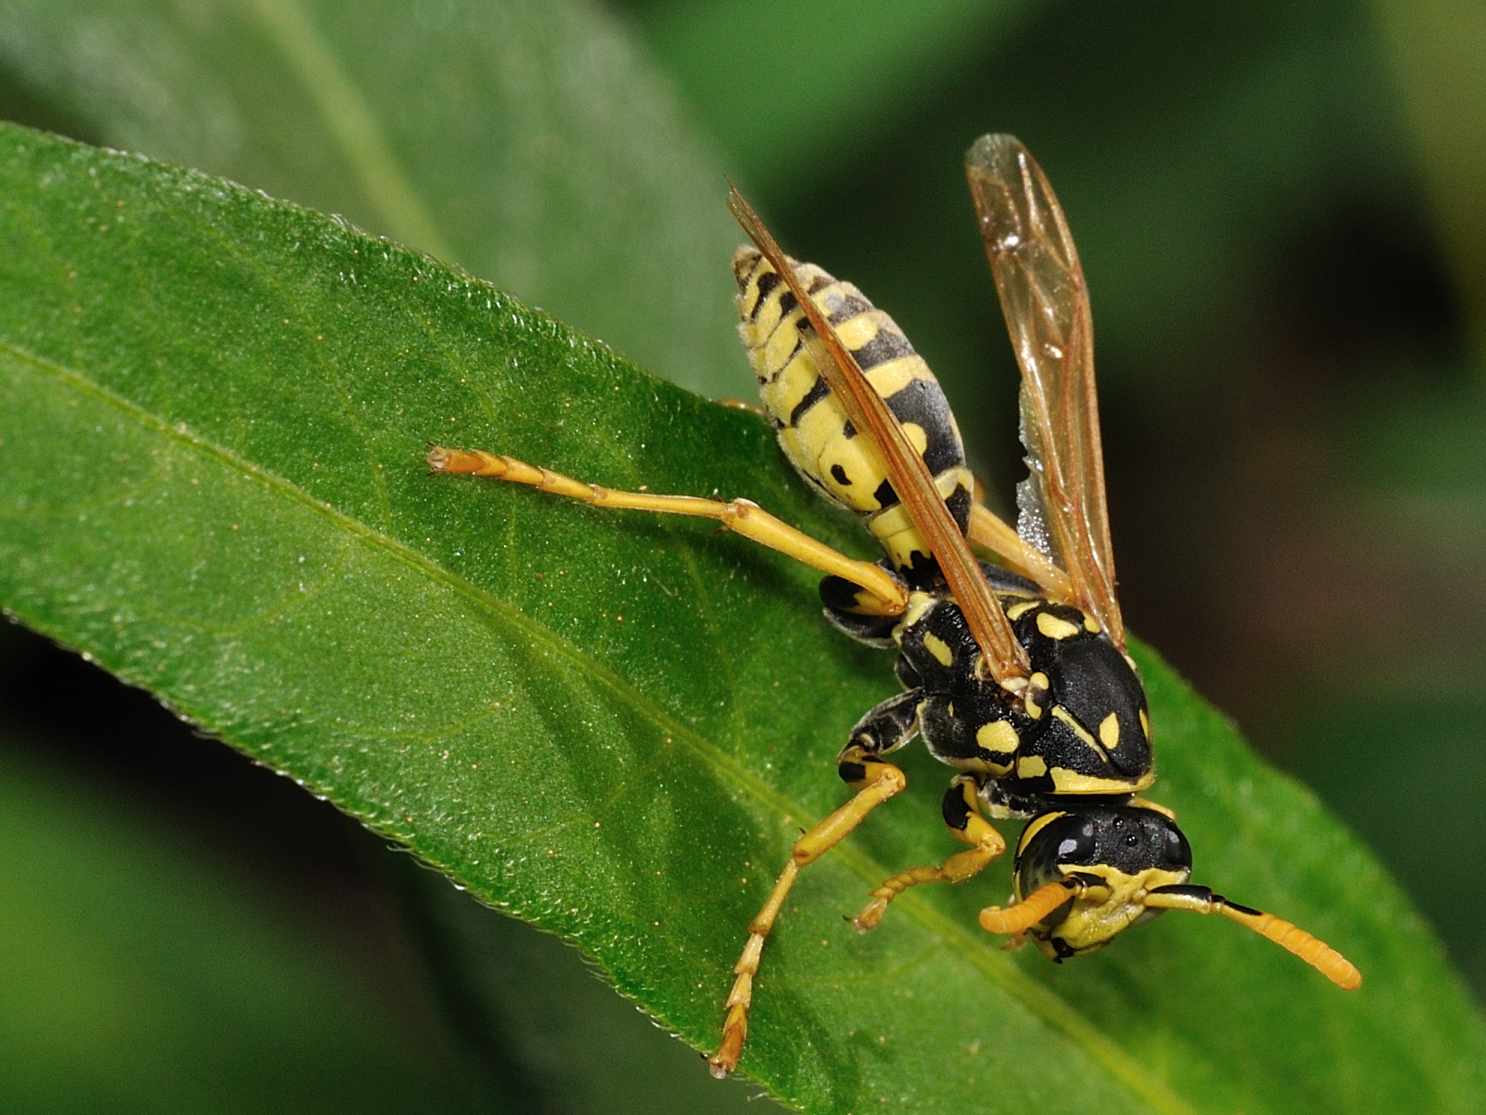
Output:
top-left (851, 776), bottom-right (1006, 932)
top-left (845, 686), bottom-right (923, 755)
top-left (713, 397), bottom-right (769, 418)
top-left (968, 503), bottom-right (1072, 601)
top-left (428, 446), bottom-right (907, 617)
top-left (709, 746), bottom-right (907, 1078)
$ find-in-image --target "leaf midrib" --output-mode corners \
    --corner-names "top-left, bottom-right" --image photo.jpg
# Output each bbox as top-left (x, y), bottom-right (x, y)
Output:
top-left (5, 335), bottom-right (1195, 1115)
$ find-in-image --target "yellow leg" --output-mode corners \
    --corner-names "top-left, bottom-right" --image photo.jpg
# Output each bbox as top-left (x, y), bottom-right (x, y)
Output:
top-left (968, 503), bottom-right (1072, 602)
top-left (428, 446), bottom-right (907, 617)
top-left (713, 397), bottom-right (768, 417)
top-left (852, 777), bottom-right (1005, 931)
top-left (708, 752), bottom-right (907, 1078)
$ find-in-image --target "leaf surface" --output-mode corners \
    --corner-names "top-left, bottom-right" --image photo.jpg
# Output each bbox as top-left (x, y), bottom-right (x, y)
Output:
top-left (2, 123), bottom-right (1482, 1115)
top-left (0, 741), bottom-right (498, 1112)
top-left (0, 0), bottom-right (740, 396)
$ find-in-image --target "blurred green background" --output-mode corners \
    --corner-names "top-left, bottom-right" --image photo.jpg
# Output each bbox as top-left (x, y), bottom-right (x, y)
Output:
top-left (2, 1), bottom-right (1482, 1110)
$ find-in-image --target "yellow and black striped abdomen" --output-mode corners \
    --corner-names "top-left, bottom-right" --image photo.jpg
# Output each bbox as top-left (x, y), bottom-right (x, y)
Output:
top-left (733, 246), bottom-right (973, 580)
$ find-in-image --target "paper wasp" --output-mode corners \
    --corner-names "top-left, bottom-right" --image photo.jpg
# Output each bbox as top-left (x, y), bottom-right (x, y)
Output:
top-left (428, 134), bottom-right (1360, 1080)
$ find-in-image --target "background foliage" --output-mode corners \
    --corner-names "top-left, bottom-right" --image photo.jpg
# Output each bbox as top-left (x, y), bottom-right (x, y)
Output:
top-left (2, 2), bottom-right (1483, 1112)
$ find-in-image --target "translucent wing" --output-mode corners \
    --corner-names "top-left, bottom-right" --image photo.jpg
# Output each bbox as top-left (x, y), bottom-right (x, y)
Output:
top-left (965, 135), bottom-right (1125, 650)
top-left (967, 503), bottom-right (1072, 602)
top-left (729, 186), bottom-right (1031, 685)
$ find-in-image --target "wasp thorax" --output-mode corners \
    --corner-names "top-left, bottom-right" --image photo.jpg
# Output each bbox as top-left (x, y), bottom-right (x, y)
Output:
top-left (1012, 805), bottom-right (1193, 957)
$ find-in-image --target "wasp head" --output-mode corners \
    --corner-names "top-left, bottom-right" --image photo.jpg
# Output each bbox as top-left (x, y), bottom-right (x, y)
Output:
top-left (977, 801), bottom-right (1362, 988)
top-left (999, 804), bottom-right (1192, 958)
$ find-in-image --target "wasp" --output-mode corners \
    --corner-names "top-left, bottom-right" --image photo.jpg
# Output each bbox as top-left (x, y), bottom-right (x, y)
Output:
top-left (428, 134), bottom-right (1361, 1080)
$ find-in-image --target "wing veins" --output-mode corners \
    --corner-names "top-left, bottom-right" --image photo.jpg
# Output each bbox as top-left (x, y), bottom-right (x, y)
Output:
top-left (966, 135), bottom-right (1125, 648)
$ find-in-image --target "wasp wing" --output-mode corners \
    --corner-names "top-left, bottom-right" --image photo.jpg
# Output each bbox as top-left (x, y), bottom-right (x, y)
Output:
top-left (729, 185), bottom-right (1031, 684)
top-left (965, 134), bottom-right (1125, 650)
top-left (967, 503), bottom-right (1073, 602)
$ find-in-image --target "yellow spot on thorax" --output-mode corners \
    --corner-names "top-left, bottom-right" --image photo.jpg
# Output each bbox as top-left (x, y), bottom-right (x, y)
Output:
top-left (1047, 768), bottom-right (1155, 795)
top-left (1051, 706), bottom-right (1103, 754)
top-left (975, 719), bottom-right (1019, 756)
top-left (922, 632), bottom-right (954, 667)
top-left (1017, 754), bottom-right (1048, 778)
top-left (1036, 611), bottom-right (1081, 640)
top-left (902, 592), bottom-right (938, 627)
top-left (1098, 712), bottom-right (1120, 749)
top-left (1024, 672), bottom-right (1050, 719)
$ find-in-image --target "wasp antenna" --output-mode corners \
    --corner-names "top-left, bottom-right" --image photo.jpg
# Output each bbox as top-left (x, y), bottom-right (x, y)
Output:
top-left (979, 879), bottom-right (1079, 935)
top-left (1144, 885), bottom-right (1362, 990)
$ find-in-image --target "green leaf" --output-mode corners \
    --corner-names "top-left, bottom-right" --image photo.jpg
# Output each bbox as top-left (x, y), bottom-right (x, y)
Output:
top-left (2, 123), bottom-right (1482, 1115)
top-left (1374, 0), bottom-right (1486, 366)
top-left (0, 0), bottom-right (741, 397)
top-left (0, 741), bottom-right (499, 1113)
top-left (0, 726), bottom-right (766, 1113)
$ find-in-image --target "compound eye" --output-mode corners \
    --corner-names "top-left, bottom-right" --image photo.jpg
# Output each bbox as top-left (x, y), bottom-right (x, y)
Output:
top-left (1150, 813), bottom-right (1193, 871)
top-left (1017, 814), bottom-right (1098, 892)
top-left (1165, 827), bottom-right (1186, 862)
top-left (1058, 823), bottom-right (1099, 864)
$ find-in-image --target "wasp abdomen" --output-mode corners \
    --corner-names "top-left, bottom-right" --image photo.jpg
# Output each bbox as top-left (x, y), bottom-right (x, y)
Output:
top-left (734, 246), bottom-right (973, 580)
